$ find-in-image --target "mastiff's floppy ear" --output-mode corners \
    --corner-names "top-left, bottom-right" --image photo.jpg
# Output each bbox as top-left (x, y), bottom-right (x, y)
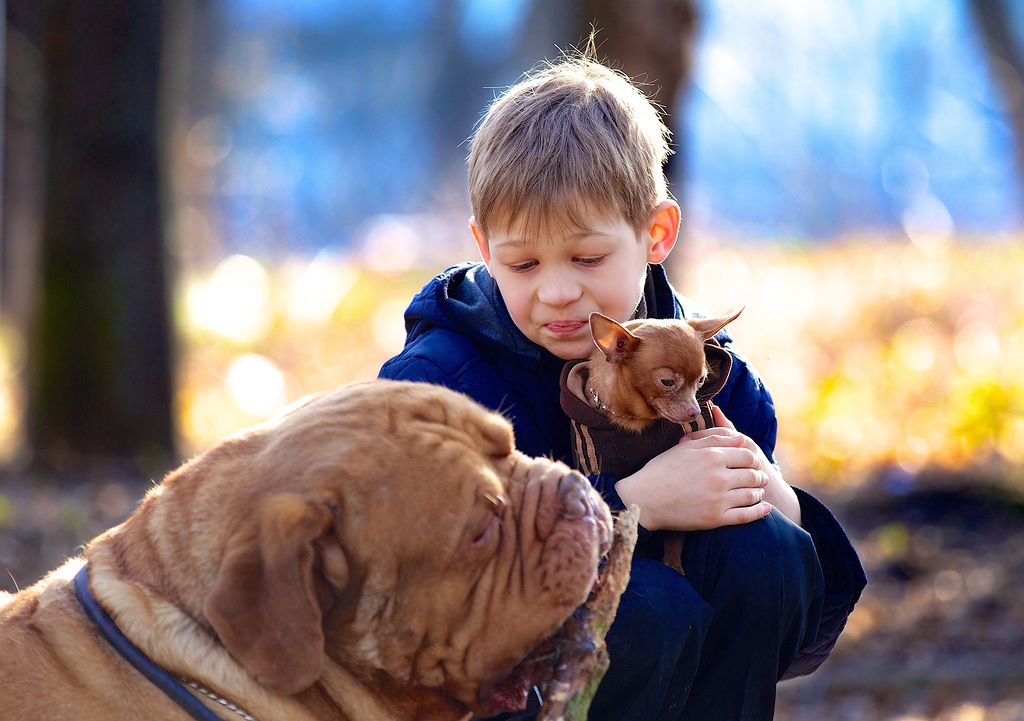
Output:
top-left (204, 493), bottom-right (344, 695)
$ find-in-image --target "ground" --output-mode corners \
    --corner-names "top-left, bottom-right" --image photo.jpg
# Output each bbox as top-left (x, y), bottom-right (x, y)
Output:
top-left (778, 477), bottom-right (1024, 721)
top-left (2, 469), bottom-right (1023, 720)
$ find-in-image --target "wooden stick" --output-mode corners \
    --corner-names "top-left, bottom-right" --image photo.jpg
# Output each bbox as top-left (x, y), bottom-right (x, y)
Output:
top-left (538, 505), bottom-right (639, 721)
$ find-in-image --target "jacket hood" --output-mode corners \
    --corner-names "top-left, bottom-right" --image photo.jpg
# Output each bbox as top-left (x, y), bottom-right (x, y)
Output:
top-left (403, 261), bottom-right (546, 362)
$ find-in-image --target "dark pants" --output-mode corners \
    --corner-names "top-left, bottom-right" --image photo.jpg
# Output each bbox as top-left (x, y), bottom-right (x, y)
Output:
top-left (480, 508), bottom-right (823, 721)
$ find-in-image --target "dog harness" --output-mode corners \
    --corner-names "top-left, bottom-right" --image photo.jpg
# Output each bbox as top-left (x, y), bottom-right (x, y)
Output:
top-left (73, 565), bottom-right (257, 721)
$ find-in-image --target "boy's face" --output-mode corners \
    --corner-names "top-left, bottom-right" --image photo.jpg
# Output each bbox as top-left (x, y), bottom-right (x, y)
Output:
top-left (472, 200), bottom-right (679, 360)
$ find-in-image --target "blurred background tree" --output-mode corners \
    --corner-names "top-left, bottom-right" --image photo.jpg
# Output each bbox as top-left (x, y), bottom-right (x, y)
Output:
top-left (968, 0), bottom-right (1024, 185)
top-left (6, 0), bottom-right (175, 473)
top-left (578, 0), bottom-right (699, 272)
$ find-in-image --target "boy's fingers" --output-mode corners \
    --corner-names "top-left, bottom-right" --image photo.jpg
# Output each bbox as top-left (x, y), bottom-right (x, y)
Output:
top-left (726, 466), bottom-right (768, 489)
top-left (680, 428), bottom-right (745, 445)
top-left (731, 485), bottom-right (767, 508)
top-left (723, 448), bottom-right (759, 470)
top-left (721, 501), bottom-right (772, 526)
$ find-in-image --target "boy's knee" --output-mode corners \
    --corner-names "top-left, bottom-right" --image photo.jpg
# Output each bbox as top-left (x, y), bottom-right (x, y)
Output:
top-left (686, 509), bottom-right (821, 608)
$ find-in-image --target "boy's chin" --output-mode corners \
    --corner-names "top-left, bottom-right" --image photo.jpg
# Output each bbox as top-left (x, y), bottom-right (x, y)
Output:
top-left (541, 339), bottom-right (593, 362)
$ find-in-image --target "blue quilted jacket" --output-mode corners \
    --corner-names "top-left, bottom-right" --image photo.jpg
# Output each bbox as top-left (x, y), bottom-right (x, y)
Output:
top-left (379, 260), bottom-right (865, 678)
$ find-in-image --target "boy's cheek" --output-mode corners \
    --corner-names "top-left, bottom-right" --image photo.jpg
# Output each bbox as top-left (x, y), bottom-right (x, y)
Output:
top-left (505, 307), bottom-right (535, 340)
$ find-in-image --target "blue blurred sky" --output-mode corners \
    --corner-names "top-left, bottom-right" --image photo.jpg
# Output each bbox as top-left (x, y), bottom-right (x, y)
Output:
top-left (688, 0), bottom-right (1023, 240)
top-left (196, 0), bottom-right (1024, 257)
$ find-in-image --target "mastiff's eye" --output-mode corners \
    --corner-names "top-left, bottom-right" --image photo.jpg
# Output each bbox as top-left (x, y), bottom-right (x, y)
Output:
top-left (466, 490), bottom-right (505, 553)
top-left (469, 512), bottom-right (501, 550)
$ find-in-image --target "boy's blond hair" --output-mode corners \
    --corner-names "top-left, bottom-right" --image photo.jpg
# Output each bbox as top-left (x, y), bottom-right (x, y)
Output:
top-left (468, 54), bottom-right (672, 241)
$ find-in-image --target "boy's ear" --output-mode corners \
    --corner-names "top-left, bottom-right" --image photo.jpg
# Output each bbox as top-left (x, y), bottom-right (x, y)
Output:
top-left (470, 217), bottom-right (491, 265)
top-left (646, 200), bottom-right (680, 264)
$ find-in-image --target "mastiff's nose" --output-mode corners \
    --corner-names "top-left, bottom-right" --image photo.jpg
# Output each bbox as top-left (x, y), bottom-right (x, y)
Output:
top-left (560, 471), bottom-right (592, 520)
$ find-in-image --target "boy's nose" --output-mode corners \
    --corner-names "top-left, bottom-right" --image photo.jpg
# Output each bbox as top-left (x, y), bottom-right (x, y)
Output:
top-left (536, 270), bottom-right (582, 306)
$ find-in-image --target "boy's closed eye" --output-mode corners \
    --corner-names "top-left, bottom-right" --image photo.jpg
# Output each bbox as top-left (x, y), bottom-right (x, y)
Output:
top-left (506, 260), bottom-right (538, 273)
top-left (502, 255), bottom-right (605, 273)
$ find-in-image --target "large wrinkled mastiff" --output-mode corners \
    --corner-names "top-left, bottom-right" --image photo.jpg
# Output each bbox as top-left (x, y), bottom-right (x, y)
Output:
top-left (0, 380), bottom-right (613, 721)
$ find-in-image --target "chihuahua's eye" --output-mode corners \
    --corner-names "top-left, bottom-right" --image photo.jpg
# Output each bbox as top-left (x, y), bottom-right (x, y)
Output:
top-left (697, 376), bottom-right (707, 388)
top-left (660, 378), bottom-right (675, 387)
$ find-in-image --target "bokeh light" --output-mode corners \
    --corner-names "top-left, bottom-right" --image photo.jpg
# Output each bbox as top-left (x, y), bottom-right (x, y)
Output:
top-left (224, 353), bottom-right (289, 417)
top-left (284, 251), bottom-right (358, 325)
top-left (680, 240), bottom-right (1024, 488)
top-left (1, 240), bottom-right (1020, 489)
top-left (185, 254), bottom-right (273, 343)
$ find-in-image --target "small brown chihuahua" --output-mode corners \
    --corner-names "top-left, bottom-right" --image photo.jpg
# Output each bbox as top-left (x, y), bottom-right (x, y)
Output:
top-left (585, 309), bottom-right (743, 433)
top-left (562, 308), bottom-right (743, 574)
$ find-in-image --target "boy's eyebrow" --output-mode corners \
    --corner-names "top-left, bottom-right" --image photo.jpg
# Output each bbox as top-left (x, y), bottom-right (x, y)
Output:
top-left (491, 237), bottom-right (534, 249)
top-left (492, 227), bottom-right (609, 248)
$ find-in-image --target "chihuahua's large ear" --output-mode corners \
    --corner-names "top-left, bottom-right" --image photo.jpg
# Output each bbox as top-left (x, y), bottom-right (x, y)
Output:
top-left (689, 307), bottom-right (744, 342)
top-left (204, 493), bottom-right (343, 695)
top-left (590, 312), bottom-right (640, 363)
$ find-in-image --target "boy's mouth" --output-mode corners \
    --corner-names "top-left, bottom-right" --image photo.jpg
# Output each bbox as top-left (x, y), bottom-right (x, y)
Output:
top-left (544, 320), bottom-right (587, 336)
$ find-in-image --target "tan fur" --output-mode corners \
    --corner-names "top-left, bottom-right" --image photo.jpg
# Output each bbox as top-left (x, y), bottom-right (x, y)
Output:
top-left (0, 380), bottom-right (612, 721)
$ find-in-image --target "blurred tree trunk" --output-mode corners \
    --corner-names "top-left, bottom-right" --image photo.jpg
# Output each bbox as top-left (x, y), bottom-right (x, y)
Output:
top-left (967, 0), bottom-right (1024, 188)
top-left (3, 1), bottom-right (48, 341)
top-left (577, 0), bottom-right (699, 273)
top-left (10, 0), bottom-right (177, 473)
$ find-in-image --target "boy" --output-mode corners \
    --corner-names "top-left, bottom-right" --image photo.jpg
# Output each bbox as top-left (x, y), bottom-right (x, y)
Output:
top-left (379, 54), bottom-right (865, 721)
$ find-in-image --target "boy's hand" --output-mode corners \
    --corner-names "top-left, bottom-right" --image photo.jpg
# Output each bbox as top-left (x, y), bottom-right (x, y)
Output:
top-left (614, 405), bottom-right (801, 532)
top-left (704, 405), bottom-right (802, 527)
top-left (615, 428), bottom-right (771, 533)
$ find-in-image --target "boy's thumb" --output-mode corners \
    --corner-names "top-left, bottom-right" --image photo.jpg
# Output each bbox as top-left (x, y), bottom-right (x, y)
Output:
top-left (711, 404), bottom-right (736, 430)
